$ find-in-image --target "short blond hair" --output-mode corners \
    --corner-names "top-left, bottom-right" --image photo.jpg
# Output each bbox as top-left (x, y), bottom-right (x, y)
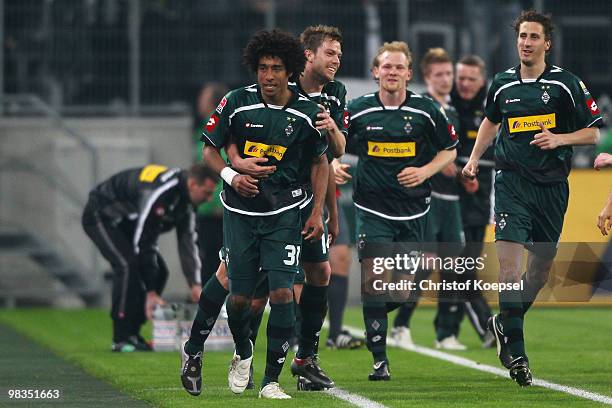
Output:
top-left (420, 47), bottom-right (452, 77)
top-left (372, 41), bottom-right (412, 69)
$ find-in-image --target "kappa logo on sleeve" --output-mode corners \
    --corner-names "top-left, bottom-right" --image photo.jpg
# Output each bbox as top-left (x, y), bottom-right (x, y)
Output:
top-left (448, 124), bottom-right (457, 141)
top-left (343, 110), bottom-right (349, 129)
top-left (215, 97), bottom-right (228, 114)
top-left (586, 98), bottom-right (600, 115)
top-left (205, 114), bottom-right (220, 133)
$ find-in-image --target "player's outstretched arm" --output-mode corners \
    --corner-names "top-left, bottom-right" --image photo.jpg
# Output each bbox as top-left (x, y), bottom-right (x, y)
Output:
top-left (325, 165), bottom-right (339, 243)
top-left (463, 118), bottom-right (498, 178)
top-left (316, 104), bottom-right (346, 157)
top-left (203, 145), bottom-right (259, 197)
top-left (531, 124), bottom-right (599, 150)
top-left (397, 148), bottom-right (457, 188)
top-left (225, 142), bottom-right (276, 178)
top-left (303, 155), bottom-right (329, 241)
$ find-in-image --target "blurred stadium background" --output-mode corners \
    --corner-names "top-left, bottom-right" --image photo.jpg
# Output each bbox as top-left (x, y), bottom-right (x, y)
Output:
top-left (0, 0), bottom-right (610, 309)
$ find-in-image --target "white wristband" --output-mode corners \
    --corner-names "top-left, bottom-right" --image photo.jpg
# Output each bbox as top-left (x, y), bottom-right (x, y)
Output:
top-left (220, 167), bottom-right (239, 185)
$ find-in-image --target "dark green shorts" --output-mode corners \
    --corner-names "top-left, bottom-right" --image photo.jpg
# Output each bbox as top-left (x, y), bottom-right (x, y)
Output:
top-left (424, 196), bottom-right (464, 257)
top-left (294, 268), bottom-right (305, 285)
top-left (300, 199), bottom-right (329, 264)
top-left (355, 207), bottom-right (426, 260)
top-left (223, 208), bottom-right (301, 296)
top-left (494, 170), bottom-right (569, 259)
top-left (250, 269), bottom-right (303, 300)
top-left (219, 248), bottom-right (292, 298)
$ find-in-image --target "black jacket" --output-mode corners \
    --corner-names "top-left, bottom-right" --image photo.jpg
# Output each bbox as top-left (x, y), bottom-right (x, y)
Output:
top-left (85, 165), bottom-right (201, 289)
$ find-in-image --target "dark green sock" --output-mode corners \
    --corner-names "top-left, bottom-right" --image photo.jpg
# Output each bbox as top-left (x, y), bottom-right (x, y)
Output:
top-left (226, 298), bottom-right (253, 359)
top-left (297, 284), bottom-right (328, 359)
top-left (262, 302), bottom-right (294, 387)
top-left (521, 273), bottom-right (540, 316)
top-left (393, 268), bottom-right (430, 328)
top-left (185, 276), bottom-right (229, 355)
top-left (294, 300), bottom-right (302, 344)
top-left (249, 306), bottom-right (265, 346)
top-left (499, 287), bottom-right (525, 359)
top-left (363, 297), bottom-right (388, 362)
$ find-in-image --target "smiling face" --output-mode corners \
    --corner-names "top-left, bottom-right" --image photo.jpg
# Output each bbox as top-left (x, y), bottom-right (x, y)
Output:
top-left (517, 21), bottom-right (550, 67)
top-left (308, 38), bottom-right (342, 82)
top-left (373, 51), bottom-right (412, 94)
top-left (257, 55), bottom-right (291, 103)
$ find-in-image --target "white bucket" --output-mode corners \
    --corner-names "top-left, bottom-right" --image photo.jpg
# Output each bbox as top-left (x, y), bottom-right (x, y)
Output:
top-left (152, 304), bottom-right (178, 351)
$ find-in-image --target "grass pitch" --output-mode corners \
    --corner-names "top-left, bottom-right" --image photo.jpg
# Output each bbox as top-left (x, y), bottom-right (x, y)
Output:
top-left (0, 307), bottom-right (610, 407)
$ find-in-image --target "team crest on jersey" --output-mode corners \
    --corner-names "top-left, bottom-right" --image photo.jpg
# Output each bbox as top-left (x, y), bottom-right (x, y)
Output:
top-left (285, 116), bottom-right (296, 136)
top-left (404, 116), bottom-right (412, 135)
top-left (404, 120), bottom-right (413, 135)
top-left (541, 91), bottom-right (550, 104)
top-left (496, 213), bottom-right (508, 231)
top-left (285, 124), bottom-right (294, 136)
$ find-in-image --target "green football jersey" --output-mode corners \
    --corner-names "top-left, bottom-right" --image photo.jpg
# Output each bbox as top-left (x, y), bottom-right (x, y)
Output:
top-left (291, 79), bottom-right (348, 184)
top-left (425, 94), bottom-right (461, 198)
top-left (348, 91), bottom-right (458, 219)
top-left (292, 79), bottom-right (348, 135)
top-left (485, 64), bottom-right (604, 184)
top-left (201, 84), bottom-right (328, 216)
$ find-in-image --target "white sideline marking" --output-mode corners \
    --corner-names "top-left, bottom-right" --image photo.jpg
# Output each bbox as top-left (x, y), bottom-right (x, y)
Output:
top-left (326, 387), bottom-right (388, 408)
top-left (145, 385), bottom-right (389, 407)
top-left (341, 325), bottom-right (612, 405)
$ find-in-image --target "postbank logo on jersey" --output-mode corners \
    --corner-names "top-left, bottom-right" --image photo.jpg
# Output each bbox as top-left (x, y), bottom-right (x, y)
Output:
top-left (367, 141), bottom-right (416, 157)
top-left (507, 113), bottom-right (556, 133)
top-left (244, 140), bottom-right (287, 161)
